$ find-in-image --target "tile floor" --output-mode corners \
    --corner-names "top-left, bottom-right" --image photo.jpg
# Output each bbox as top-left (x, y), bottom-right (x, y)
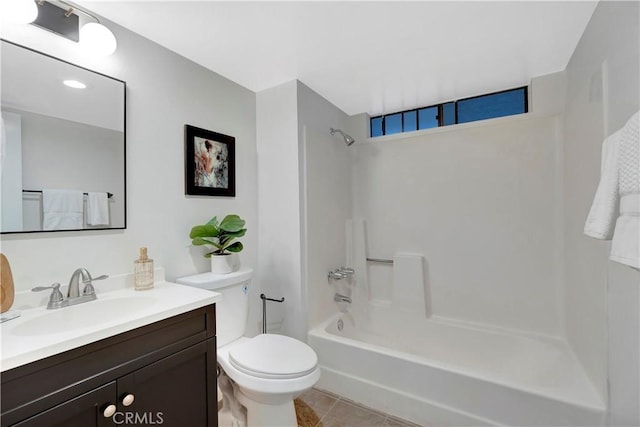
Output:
top-left (217, 387), bottom-right (424, 427)
top-left (296, 388), bottom-right (424, 427)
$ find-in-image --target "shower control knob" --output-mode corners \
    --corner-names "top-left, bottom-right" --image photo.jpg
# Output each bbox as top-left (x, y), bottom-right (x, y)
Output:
top-left (328, 270), bottom-right (346, 281)
top-left (121, 393), bottom-right (135, 406)
top-left (103, 404), bottom-right (117, 418)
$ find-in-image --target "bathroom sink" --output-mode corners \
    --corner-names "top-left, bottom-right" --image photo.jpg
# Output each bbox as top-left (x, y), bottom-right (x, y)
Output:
top-left (11, 296), bottom-right (157, 336)
top-left (1, 274), bottom-right (221, 372)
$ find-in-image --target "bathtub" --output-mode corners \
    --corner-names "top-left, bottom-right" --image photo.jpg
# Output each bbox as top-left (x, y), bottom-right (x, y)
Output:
top-left (308, 309), bottom-right (606, 426)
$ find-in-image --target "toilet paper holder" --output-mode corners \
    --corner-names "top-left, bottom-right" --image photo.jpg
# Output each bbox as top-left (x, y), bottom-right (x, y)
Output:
top-left (260, 293), bottom-right (284, 334)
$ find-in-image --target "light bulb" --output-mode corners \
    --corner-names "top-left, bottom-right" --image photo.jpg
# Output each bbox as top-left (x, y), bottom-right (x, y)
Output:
top-left (79, 22), bottom-right (117, 56)
top-left (63, 80), bottom-right (87, 89)
top-left (2, 0), bottom-right (38, 24)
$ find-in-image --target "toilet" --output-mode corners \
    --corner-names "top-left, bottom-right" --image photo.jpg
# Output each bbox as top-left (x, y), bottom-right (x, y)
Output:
top-left (177, 268), bottom-right (320, 427)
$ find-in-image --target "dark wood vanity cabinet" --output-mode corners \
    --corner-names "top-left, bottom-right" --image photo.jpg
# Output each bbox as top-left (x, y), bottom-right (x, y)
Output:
top-left (1, 305), bottom-right (218, 427)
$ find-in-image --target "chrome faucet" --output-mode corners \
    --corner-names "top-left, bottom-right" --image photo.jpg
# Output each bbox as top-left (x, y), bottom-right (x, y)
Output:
top-left (328, 267), bottom-right (355, 282)
top-left (68, 267), bottom-right (92, 298)
top-left (334, 293), bottom-right (352, 304)
top-left (32, 268), bottom-right (108, 310)
top-left (328, 270), bottom-right (347, 281)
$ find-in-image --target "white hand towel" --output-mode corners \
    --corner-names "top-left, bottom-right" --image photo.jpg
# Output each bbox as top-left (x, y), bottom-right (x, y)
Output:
top-left (42, 189), bottom-right (83, 230)
top-left (585, 111), bottom-right (639, 269)
top-left (610, 195), bottom-right (639, 269)
top-left (584, 129), bottom-right (621, 239)
top-left (87, 192), bottom-right (110, 226)
top-left (611, 112), bottom-right (639, 268)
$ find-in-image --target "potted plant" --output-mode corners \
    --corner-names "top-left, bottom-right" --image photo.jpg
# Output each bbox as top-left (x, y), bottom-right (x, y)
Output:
top-left (189, 214), bottom-right (246, 274)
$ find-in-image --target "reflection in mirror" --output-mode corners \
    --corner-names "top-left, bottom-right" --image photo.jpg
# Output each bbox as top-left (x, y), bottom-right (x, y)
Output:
top-left (1, 40), bottom-right (126, 233)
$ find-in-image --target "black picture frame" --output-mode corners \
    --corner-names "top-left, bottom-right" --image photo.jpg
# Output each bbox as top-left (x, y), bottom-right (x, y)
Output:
top-left (185, 125), bottom-right (236, 197)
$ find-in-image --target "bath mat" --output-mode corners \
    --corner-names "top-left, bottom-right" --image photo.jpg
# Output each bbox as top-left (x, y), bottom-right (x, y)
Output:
top-left (295, 398), bottom-right (322, 427)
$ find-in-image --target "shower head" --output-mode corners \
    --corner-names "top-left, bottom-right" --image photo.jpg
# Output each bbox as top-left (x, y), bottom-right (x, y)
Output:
top-left (330, 128), bottom-right (355, 146)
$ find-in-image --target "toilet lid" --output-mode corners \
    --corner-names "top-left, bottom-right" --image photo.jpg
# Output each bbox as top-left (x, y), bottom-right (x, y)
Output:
top-left (228, 334), bottom-right (318, 379)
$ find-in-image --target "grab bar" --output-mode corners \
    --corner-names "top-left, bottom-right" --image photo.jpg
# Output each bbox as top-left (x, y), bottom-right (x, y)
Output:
top-left (366, 257), bottom-right (394, 264)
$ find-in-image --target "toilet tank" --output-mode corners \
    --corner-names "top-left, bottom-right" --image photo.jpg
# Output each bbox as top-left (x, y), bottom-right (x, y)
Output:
top-left (176, 267), bottom-right (253, 347)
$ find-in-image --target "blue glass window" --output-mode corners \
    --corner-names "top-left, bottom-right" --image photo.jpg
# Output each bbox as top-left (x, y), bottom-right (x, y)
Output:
top-left (371, 117), bottom-right (383, 137)
top-left (418, 107), bottom-right (438, 130)
top-left (369, 86), bottom-right (527, 137)
top-left (385, 113), bottom-right (402, 135)
top-left (457, 88), bottom-right (526, 124)
top-left (403, 111), bottom-right (417, 132)
top-left (442, 102), bottom-right (456, 126)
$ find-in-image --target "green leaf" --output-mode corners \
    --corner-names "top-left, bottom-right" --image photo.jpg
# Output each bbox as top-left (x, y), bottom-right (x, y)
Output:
top-left (225, 228), bottom-right (247, 238)
top-left (191, 237), bottom-right (216, 246)
top-left (206, 216), bottom-right (219, 228)
top-left (220, 214), bottom-right (246, 232)
top-left (189, 224), bottom-right (219, 239)
top-left (190, 214), bottom-right (246, 258)
top-left (226, 242), bottom-right (243, 253)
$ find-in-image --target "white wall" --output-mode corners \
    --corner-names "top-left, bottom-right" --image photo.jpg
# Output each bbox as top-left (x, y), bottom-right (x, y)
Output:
top-left (0, 18), bottom-right (258, 296)
top-left (255, 81), bottom-right (302, 338)
top-left (298, 82), bottom-right (351, 329)
top-left (563, 1), bottom-right (640, 423)
top-left (255, 81), bottom-right (351, 337)
top-left (349, 113), bottom-right (564, 336)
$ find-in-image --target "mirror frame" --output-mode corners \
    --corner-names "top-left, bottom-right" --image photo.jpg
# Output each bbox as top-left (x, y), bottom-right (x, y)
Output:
top-left (1, 39), bottom-right (127, 234)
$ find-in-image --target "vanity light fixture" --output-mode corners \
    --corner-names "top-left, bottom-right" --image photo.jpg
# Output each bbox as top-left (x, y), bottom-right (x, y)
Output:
top-left (63, 79), bottom-right (86, 89)
top-left (30, 0), bottom-right (118, 56)
top-left (3, 0), bottom-right (38, 24)
top-left (79, 21), bottom-right (117, 56)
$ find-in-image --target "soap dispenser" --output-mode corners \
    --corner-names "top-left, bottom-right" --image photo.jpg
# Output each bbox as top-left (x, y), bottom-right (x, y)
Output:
top-left (134, 247), bottom-right (154, 290)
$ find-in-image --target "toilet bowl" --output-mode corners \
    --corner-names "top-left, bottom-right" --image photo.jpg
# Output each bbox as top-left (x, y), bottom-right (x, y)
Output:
top-left (177, 269), bottom-right (320, 427)
top-left (218, 335), bottom-right (321, 426)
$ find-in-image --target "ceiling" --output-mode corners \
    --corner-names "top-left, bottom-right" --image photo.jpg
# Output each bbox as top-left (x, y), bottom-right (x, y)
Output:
top-left (81, 1), bottom-right (598, 116)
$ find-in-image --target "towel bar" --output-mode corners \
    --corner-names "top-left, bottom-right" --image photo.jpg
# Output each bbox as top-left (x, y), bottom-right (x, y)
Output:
top-left (22, 190), bottom-right (113, 198)
top-left (366, 257), bottom-right (394, 264)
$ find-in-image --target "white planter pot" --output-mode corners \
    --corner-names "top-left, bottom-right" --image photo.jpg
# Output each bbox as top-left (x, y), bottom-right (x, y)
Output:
top-left (210, 254), bottom-right (237, 274)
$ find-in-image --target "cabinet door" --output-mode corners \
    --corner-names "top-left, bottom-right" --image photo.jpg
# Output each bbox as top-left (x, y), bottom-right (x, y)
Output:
top-left (117, 340), bottom-right (217, 427)
top-left (12, 382), bottom-right (117, 427)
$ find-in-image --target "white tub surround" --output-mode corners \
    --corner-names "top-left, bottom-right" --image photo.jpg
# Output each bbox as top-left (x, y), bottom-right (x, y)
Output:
top-left (309, 313), bottom-right (605, 427)
top-left (1, 268), bottom-right (220, 371)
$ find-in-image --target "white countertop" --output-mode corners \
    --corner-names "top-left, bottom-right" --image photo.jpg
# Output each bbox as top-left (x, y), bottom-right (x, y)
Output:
top-left (0, 269), bottom-right (220, 372)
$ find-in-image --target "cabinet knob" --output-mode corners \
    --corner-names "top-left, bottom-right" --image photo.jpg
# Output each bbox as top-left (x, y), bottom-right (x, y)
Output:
top-left (121, 393), bottom-right (135, 407)
top-left (103, 404), bottom-right (117, 418)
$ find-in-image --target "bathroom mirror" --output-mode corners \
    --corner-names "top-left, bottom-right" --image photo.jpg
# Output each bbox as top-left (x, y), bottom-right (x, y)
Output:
top-left (1, 40), bottom-right (126, 233)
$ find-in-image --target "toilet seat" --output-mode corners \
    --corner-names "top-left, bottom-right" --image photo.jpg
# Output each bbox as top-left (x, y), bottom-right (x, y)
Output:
top-left (217, 336), bottom-right (321, 400)
top-left (229, 334), bottom-right (318, 379)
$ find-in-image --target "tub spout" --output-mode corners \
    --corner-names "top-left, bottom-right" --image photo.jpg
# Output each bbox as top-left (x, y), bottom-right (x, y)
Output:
top-left (334, 293), bottom-right (352, 304)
